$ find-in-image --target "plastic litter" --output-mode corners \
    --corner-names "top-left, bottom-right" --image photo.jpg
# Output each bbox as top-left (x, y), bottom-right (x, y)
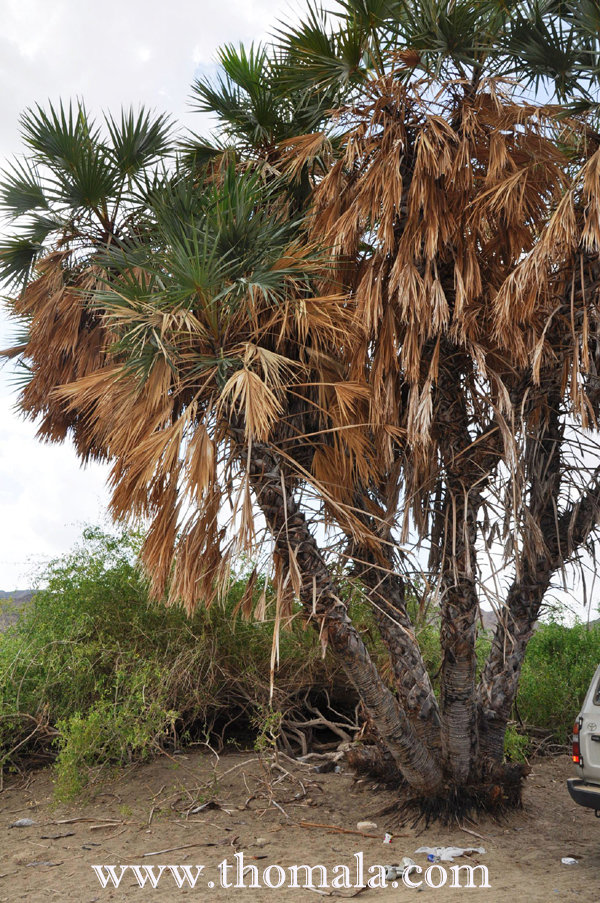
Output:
top-left (415, 846), bottom-right (486, 862)
top-left (383, 832), bottom-right (393, 844)
top-left (561, 857), bottom-right (578, 865)
top-left (384, 858), bottom-right (418, 881)
top-left (9, 818), bottom-right (36, 828)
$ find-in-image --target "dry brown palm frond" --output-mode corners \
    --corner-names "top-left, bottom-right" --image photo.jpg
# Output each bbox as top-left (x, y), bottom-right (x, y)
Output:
top-left (219, 367), bottom-right (283, 441)
top-left (307, 77), bottom-right (576, 476)
top-left (186, 423), bottom-right (217, 501)
top-left (277, 131), bottom-right (332, 182)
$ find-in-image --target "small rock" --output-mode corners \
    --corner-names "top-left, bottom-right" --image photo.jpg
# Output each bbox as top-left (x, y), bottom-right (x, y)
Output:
top-left (357, 821), bottom-right (378, 831)
top-left (255, 837), bottom-right (269, 848)
top-left (9, 818), bottom-right (36, 828)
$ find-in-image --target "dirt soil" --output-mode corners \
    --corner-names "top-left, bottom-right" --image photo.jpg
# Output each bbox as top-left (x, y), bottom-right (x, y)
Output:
top-left (0, 752), bottom-right (596, 902)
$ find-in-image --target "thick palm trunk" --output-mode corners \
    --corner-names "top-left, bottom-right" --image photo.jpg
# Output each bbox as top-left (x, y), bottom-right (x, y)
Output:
top-left (247, 443), bottom-right (444, 794)
top-left (477, 575), bottom-right (548, 761)
top-left (436, 376), bottom-right (483, 783)
top-left (477, 392), bottom-right (562, 762)
top-left (353, 550), bottom-right (441, 750)
top-left (479, 466), bottom-right (600, 762)
top-left (439, 561), bottom-right (479, 782)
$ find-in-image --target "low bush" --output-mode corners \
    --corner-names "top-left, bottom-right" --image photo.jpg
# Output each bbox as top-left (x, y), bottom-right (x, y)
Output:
top-left (516, 619), bottom-right (600, 745)
top-left (0, 527), bottom-right (347, 797)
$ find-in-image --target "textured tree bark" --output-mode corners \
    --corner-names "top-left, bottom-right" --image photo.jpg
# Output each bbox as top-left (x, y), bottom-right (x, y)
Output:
top-left (438, 486), bottom-right (481, 783)
top-left (435, 371), bottom-right (484, 783)
top-left (246, 442), bottom-right (445, 794)
top-left (478, 464), bottom-right (600, 761)
top-left (477, 575), bottom-right (548, 761)
top-left (352, 549), bottom-right (442, 751)
top-left (477, 392), bottom-right (562, 762)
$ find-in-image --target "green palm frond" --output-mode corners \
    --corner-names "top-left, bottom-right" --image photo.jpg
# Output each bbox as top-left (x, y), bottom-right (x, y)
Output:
top-left (503, 0), bottom-right (593, 98)
top-left (20, 101), bottom-right (101, 168)
top-left (178, 133), bottom-right (229, 174)
top-left (0, 159), bottom-right (48, 219)
top-left (97, 165), bottom-right (316, 355)
top-left (192, 34), bottom-right (348, 157)
top-left (337, 0), bottom-right (403, 29)
top-left (105, 108), bottom-right (173, 177)
top-left (55, 142), bottom-right (119, 213)
top-left (0, 100), bottom-right (176, 282)
top-left (192, 43), bottom-right (285, 150)
top-left (0, 234), bottom-right (42, 287)
top-left (277, 3), bottom-right (371, 92)
top-left (393, 0), bottom-right (508, 77)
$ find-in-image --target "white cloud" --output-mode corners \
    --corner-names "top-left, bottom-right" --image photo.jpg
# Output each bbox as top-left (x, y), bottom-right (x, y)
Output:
top-left (0, 0), bottom-right (292, 156)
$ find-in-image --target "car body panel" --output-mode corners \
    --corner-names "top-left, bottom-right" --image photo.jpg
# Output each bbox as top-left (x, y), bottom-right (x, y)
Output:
top-left (578, 665), bottom-right (600, 785)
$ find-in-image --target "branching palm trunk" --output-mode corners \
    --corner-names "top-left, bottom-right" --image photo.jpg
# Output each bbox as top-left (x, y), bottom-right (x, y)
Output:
top-left (434, 374), bottom-right (485, 782)
top-left (479, 464), bottom-right (600, 761)
top-left (246, 442), bottom-right (445, 794)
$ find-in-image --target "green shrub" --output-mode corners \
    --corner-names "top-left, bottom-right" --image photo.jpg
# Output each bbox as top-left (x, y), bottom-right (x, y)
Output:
top-left (503, 724), bottom-right (532, 762)
top-left (516, 619), bottom-right (600, 744)
top-left (0, 527), bottom-right (343, 798)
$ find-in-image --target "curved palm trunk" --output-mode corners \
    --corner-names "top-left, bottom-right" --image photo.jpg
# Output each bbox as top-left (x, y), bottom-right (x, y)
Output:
top-left (247, 443), bottom-right (444, 794)
top-left (477, 392), bottom-right (563, 762)
top-left (477, 575), bottom-right (548, 760)
top-left (478, 463), bottom-right (600, 762)
top-left (353, 550), bottom-right (442, 751)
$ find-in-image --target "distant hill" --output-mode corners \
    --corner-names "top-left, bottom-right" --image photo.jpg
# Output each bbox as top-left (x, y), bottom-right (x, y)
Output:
top-left (0, 590), bottom-right (34, 632)
top-left (0, 590), bottom-right (35, 602)
top-left (480, 609), bottom-right (498, 631)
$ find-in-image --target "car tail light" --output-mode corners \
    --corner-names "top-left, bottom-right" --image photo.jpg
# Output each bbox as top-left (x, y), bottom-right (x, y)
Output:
top-left (573, 721), bottom-right (581, 765)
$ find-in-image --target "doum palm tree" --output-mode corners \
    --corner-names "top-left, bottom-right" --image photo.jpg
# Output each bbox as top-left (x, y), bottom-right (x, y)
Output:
top-left (3, 0), bottom-right (600, 812)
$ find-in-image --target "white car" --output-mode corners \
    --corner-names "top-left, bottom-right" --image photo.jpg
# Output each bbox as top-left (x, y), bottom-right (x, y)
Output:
top-left (568, 663), bottom-right (600, 817)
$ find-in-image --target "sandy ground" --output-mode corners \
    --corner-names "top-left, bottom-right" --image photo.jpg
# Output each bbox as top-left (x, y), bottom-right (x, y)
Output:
top-left (0, 751), bottom-right (597, 902)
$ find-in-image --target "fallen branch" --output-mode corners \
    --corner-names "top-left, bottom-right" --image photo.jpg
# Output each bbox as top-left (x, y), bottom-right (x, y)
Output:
top-left (142, 842), bottom-right (213, 858)
top-left (54, 817), bottom-right (121, 825)
top-left (298, 820), bottom-right (409, 839)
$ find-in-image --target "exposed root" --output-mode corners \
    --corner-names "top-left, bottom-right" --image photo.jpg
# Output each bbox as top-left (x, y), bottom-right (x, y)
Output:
top-left (379, 779), bottom-right (526, 831)
top-left (345, 743), bottom-right (531, 827)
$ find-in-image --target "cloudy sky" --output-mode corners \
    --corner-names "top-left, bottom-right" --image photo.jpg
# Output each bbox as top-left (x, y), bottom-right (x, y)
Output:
top-left (0, 0), bottom-right (291, 588)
